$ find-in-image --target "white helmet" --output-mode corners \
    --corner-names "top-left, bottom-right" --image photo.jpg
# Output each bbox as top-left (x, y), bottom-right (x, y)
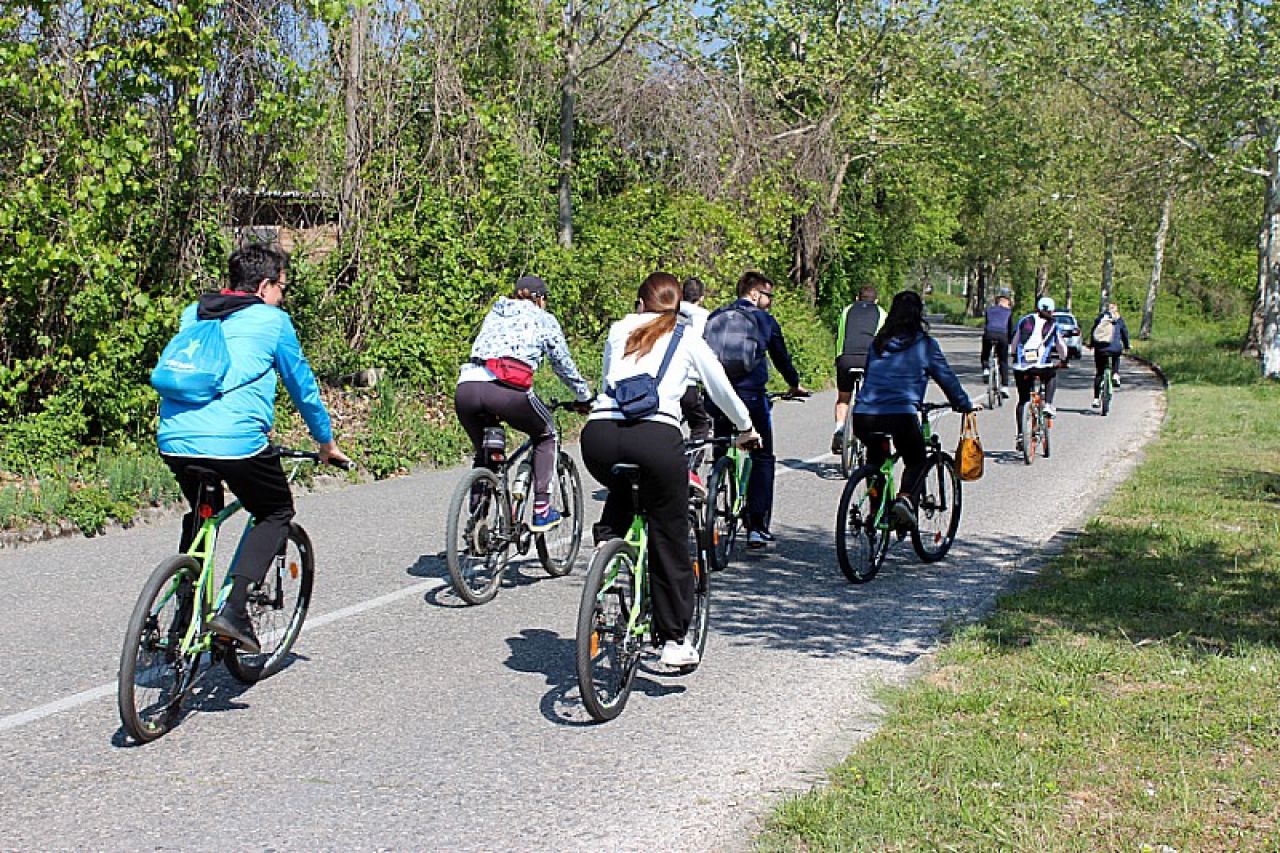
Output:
top-left (1036, 296), bottom-right (1055, 312)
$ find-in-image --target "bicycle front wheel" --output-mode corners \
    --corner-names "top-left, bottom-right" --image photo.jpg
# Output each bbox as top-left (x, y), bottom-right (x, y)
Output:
top-left (446, 468), bottom-right (510, 605)
top-left (911, 455), bottom-right (962, 562)
top-left (684, 510), bottom-right (710, 670)
top-left (836, 467), bottom-right (886, 583)
top-left (118, 555), bottom-right (200, 743)
top-left (224, 523), bottom-right (315, 684)
top-left (575, 539), bottom-right (642, 722)
top-left (536, 452), bottom-right (584, 577)
top-left (705, 457), bottom-right (739, 572)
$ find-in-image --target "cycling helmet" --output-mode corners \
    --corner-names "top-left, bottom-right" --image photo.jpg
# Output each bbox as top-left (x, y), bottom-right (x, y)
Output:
top-left (1036, 296), bottom-right (1055, 312)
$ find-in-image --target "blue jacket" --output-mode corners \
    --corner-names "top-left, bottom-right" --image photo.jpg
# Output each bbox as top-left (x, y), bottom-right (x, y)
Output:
top-left (157, 293), bottom-right (332, 458)
top-left (1089, 311), bottom-right (1131, 354)
top-left (853, 333), bottom-right (972, 416)
top-left (983, 305), bottom-right (1013, 341)
top-left (725, 298), bottom-right (801, 396)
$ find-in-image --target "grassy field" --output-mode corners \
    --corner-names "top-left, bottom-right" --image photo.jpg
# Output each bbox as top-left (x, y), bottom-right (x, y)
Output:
top-left (761, 325), bottom-right (1280, 850)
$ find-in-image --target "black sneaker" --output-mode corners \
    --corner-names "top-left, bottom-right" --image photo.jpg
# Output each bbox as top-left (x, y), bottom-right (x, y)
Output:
top-left (830, 431), bottom-right (843, 455)
top-left (890, 497), bottom-right (917, 530)
top-left (209, 607), bottom-right (261, 654)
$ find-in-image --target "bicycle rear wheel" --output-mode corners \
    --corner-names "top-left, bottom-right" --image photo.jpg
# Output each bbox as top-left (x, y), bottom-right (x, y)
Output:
top-left (1020, 404), bottom-right (1036, 465)
top-left (536, 452), bottom-right (584, 577)
top-left (911, 455), bottom-right (962, 562)
top-left (224, 523), bottom-right (315, 684)
top-left (118, 555), bottom-right (200, 743)
top-left (683, 508), bottom-right (710, 670)
top-left (446, 468), bottom-right (510, 605)
top-left (836, 467), bottom-right (888, 583)
top-left (575, 539), bottom-right (642, 721)
top-left (705, 457), bottom-right (739, 572)
top-left (839, 410), bottom-right (857, 479)
top-left (1100, 371), bottom-right (1112, 416)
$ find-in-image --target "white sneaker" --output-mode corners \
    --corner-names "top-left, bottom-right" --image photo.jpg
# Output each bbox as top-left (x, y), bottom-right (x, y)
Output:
top-left (747, 530), bottom-right (768, 549)
top-left (982, 368), bottom-right (990, 378)
top-left (660, 639), bottom-right (700, 667)
top-left (1044, 404), bottom-right (1056, 418)
top-left (1113, 374), bottom-right (1122, 387)
top-left (1091, 398), bottom-right (1101, 409)
top-left (1000, 387), bottom-right (1010, 398)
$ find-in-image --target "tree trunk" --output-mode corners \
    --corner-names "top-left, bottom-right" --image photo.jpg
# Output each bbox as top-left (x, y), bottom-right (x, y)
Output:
top-left (1035, 242), bottom-right (1049, 300)
top-left (1140, 184), bottom-right (1175, 340)
top-left (965, 258), bottom-right (987, 316)
top-left (1260, 123), bottom-right (1280, 378)
top-left (1063, 225), bottom-right (1074, 311)
top-left (1098, 231), bottom-right (1115, 315)
top-left (339, 2), bottom-right (366, 238)
top-left (557, 3), bottom-right (581, 249)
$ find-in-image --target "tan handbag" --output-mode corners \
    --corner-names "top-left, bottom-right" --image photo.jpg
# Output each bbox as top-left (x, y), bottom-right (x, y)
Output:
top-left (956, 411), bottom-right (984, 481)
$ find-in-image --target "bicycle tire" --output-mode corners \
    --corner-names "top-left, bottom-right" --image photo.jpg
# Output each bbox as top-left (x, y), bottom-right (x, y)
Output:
top-left (575, 538), bottom-right (642, 722)
top-left (836, 467), bottom-right (887, 583)
top-left (536, 452), bottom-right (584, 577)
top-left (1020, 404), bottom-right (1035, 465)
top-left (1100, 371), bottom-right (1112, 417)
top-left (911, 454), bottom-right (962, 562)
top-left (118, 555), bottom-right (200, 743)
top-left (1042, 409), bottom-right (1052, 458)
top-left (445, 468), bottom-right (510, 605)
top-left (224, 523), bottom-right (315, 684)
top-left (839, 410), bottom-right (857, 479)
top-left (705, 457), bottom-right (739, 572)
top-left (683, 509), bottom-right (710, 670)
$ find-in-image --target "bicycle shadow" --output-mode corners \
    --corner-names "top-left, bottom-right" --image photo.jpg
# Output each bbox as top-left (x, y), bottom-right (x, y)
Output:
top-left (503, 627), bottom-right (685, 727)
top-left (780, 457), bottom-right (845, 480)
top-left (412, 551), bottom-right (564, 609)
top-left (985, 450), bottom-right (1026, 465)
top-left (111, 653), bottom-right (307, 748)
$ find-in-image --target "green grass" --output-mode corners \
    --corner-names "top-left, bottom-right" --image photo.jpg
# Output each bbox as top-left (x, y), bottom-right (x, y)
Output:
top-left (760, 325), bottom-right (1280, 851)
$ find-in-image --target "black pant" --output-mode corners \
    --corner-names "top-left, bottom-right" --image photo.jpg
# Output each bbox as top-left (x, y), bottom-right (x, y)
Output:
top-left (1014, 368), bottom-right (1058, 434)
top-left (851, 413), bottom-right (927, 500)
top-left (581, 419), bottom-right (693, 644)
top-left (164, 448), bottom-right (294, 587)
top-left (707, 391), bottom-right (775, 532)
top-left (455, 380), bottom-right (557, 503)
top-left (980, 336), bottom-right (1010, 386)
top-left (679, 384), bottom-right (712, 440)
top-left (1093, 349), bottom-right (1120, 396)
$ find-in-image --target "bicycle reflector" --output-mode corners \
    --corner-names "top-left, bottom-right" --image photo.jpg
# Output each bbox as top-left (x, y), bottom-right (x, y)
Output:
top-left (289, 562), bottom-right (299, 579)
top-left (198, 504), bottom-right (213, 519)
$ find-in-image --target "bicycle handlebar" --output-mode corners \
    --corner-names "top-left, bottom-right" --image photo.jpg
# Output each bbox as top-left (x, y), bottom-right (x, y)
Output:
top-left (767, 391), bottom-right (809, 402)
top-left (273, 446), bottom-right (357, 471)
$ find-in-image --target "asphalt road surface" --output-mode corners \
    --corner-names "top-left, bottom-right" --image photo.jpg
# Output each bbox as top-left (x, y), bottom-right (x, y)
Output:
top-left (0, 326), bottom-right (1164, 851)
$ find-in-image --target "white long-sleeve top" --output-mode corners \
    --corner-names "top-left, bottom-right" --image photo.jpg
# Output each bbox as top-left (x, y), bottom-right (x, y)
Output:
top-left (589, 312), bottom-right (753, 431)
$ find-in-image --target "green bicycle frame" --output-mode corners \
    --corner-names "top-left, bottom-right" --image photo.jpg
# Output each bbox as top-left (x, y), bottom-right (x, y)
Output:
top-left (596, 514), bottom-right (651, 640)
top-left (866, 416), bottom-right (933, 531)
top-left (726, 446), bottom-right (752, 517)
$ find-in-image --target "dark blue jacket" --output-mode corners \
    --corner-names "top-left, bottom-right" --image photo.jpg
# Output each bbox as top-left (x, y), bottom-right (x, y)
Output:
top-left (1089, 311), bottom-right (1131, 354)
top-left (727, 298), bottom-right (801, 396)
top-left (853, 332), bottom-right (972, 416)
top-left (983, 304), bottom-right (1013, 341)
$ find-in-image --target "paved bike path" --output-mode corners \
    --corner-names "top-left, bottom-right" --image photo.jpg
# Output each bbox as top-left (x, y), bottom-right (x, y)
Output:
top-left (0, 327), bottom-right (1164, 850)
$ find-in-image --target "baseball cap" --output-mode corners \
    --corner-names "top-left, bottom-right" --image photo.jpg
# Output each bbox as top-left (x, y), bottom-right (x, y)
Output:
top-left (1036, 296), bottom-right (1055, 312)
top-left (515, 275), bottom-right (549, 299)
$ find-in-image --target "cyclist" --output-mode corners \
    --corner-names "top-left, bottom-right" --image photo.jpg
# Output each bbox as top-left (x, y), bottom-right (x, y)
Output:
top-left (831, 285), bottom-right (886, 455)
top-left (157, 244), bottom-right (350, 654)
top-left (455, 274), bottom-right (593, 532)
top-left (705, 271), bottom-right (810, 549)
top-left (1010, 295), bottom-right (1068, 450)
top-left (1088, 301), bottom-right (1130, 409)
top-left (980, 290), bottom-right (1014, 398)
top-left (852, 290), bottom-right (974, 529)
top-left (678, 276), bottom-right (714, 451)
top-left (583, 272), bottom-right (758, 668)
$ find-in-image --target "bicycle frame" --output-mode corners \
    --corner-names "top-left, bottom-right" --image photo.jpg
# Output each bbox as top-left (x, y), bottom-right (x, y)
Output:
top-left (618, 515), bottom-right (650, 639)
top-left (863, 412), bottom-right (938, 532)
top-left (726, 446), bottom-right (752, 517)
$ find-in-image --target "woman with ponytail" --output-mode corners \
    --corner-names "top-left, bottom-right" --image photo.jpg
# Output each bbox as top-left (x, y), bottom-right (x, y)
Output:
top-left (583, 271), bottom-right (758, 668)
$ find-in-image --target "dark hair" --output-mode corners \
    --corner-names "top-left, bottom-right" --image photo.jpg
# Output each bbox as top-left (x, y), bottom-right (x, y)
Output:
top-left (626, 272), bottom-right (681, 359)
top-left (682, 276), bottom-right (705, 304)
top-left (228, 244), bottom-right (288, 293)
top-left (857, 285), bottom-right (877, 302)
top-left (737, 270), bottom-right (774, 298)
top-left (873, 291), bottom-right (929, 355)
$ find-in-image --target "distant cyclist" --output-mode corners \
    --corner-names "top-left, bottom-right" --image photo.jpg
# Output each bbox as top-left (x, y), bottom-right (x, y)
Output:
top-left (980, 290), bottom-right (1014, 398)
top-left (1088, 301), bottom-right (1130, 409)
top-left (1010, 295), bottom-right (1068, 450)
top-left (157, 244), bottom-right (351, 653)
top-left (583, 272), bottom-right (758, 667)
top-left (851, 291), bottom-right (974, 529)
top-left (455, 275), bottom-right (593, 532)
top-left (831, 285), bottom-right (886, 455)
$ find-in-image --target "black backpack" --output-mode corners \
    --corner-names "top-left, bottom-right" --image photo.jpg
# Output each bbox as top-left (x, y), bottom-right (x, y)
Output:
top-left (704, 304), bottom-right (764, 381)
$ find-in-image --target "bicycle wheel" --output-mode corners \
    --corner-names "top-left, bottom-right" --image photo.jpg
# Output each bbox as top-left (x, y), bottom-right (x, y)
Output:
top-left (575, 539), bottom-right (642, 721)
top-left (986, 372), bottom-right (999, 410)
top-left (1100, 371), bottom-right (1112, 416)
top-left (536, 452), bottom-right (584, 577)
top-left (224, 523), bottom-right (315, 684)
top-left (705, 457), bottom-right (739, 572)
top-left (836, 467), bottom-right (888, 583)
top-left (1042, 409), bottom-right (1052, 458)
top-left (118, 555), bottom-right (200, 743)
top-left (911, 455), bottom-right (962, 562)
top-left (684, 509), bottom-right (710, 670)
top-left (839, 409), bottom-right (857, 479)
top-left (1020, 404), bottom-right (1036, 466)
top-left (445, 468), bottom-right (510, 605)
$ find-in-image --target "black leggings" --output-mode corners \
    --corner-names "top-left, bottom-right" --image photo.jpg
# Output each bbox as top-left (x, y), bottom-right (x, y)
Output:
top-left (851, 413), bottom-right (927, 499)
top-left (980, 336), bottom-right (1010, 386)
top-left (1014, 368), bottom-right (1058, 433)
top-left (581, 419), bottom-right (693, 644)
top-left (1093, 349), bottom-right (1120, 396)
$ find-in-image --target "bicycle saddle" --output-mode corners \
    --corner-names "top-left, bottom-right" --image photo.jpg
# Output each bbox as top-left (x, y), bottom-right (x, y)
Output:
top-left (185, 465), bottom-right (221, 489)
top-left (611, 463), bottom-right (641, 483)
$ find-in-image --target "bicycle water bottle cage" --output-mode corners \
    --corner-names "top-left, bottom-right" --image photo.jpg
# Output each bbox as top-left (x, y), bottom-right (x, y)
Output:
top-left (482, 426), bottom-right (507, 463)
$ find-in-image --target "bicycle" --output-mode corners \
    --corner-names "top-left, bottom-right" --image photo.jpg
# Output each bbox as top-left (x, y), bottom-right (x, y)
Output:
top-left (835, 403), bottom-right (964, 583)
top-left (445, 400), bottom-right (584, 605)
top-left (704, 391), bottom-right (803, 571)
top-left (575, 441), bottom-right (712, 722)
top-left (837, 368), bottom-right (867, 479)
top-left (985, 361), bottom-right (1005, 410)
top-left (118, 447), bottom-right (352, 743)
top-left (1098, 358), bottom-right (1115, 417)
top-left (1018, 373), bottom-right (1053, 465)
